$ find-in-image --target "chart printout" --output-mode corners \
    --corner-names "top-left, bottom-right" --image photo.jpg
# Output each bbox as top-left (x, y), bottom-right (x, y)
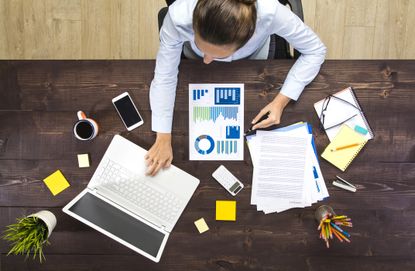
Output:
top-left (189, 84), bottom-right (244, 160)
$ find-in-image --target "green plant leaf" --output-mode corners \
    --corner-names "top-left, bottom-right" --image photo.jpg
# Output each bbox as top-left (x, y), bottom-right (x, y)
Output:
top-left (2, 215), bottom-right (50, 263)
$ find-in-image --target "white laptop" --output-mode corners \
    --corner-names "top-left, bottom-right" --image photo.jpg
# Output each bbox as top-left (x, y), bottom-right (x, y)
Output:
top-left (63, 135), bottom-right (199, 262)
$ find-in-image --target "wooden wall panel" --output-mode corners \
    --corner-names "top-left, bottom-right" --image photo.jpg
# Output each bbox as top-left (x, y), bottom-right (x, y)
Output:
top-left (403, 0), bottom-right (415, 58)
top-left (314, 0), bottom-right (347, 59)
top-left (302, 0), bottom-right (316, 30)
top-left (342, 26), bottom-right (375, 59)
top-left (0, 0), bottom-right (415, 59)
top-left (373, 0), bottom-right (410, 59)
top-left (0, 0), bottom-right (25, 58)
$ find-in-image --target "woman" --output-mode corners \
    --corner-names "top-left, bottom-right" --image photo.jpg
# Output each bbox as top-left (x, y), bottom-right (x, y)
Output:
top-left (145, 0), bottom-right (326, 175)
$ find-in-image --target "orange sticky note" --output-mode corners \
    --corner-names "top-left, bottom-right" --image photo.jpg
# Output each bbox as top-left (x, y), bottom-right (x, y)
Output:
top-left (216, 200), bottom-right (236, 221)
top-left (43, 170), bottom-right (70, 196)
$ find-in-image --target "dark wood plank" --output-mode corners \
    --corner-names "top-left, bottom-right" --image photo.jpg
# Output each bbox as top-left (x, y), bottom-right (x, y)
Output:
top-left (0, 109), bottom-right (414, 161)
top-left (2, 255), bottom-right (415, 271)
top-left (1, 158), bottom-right (415, 209)
top-left (1, 60), bottom-right (415, 271)
top-left (1, 61), bottom-right (415, 112)
top-left (1, 207), bottom-right (415, 258)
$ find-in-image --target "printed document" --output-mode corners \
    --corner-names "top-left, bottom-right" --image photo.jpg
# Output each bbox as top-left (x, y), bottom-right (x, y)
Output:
top-left (189, 84), bottom-right (244, 160)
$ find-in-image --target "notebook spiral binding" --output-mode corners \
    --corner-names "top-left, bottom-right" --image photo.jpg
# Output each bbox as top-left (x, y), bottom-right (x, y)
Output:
top-left (348, 87), bottom-right (374, 139)
top-left (342, 140), bottom-right (367, 171)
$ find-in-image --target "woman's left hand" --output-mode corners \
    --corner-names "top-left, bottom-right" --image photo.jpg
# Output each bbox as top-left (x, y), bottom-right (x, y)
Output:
top-left (251, 93), bottom-right (291, 130)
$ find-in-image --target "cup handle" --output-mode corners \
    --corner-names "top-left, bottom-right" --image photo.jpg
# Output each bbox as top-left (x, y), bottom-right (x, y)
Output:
top-left (77, 111), bottom-right (87, 120)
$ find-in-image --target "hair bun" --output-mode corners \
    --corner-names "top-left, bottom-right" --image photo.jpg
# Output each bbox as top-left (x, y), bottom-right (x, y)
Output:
top-left (238, 0), bottom-right (256, 5)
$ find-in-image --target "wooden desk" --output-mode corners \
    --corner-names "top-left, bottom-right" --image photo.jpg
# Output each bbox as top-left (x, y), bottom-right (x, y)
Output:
top-left (1, 60), bottom-right (414, 270)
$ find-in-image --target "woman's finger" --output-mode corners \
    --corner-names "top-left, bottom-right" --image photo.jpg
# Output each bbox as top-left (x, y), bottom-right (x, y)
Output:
top-left (145, 158), bottom-right (153, 167)
top-left (151, 161), bottom-right (165, 176)
top-left (146, 161), bottom-right (157, 176)
top-left (144, 151), bottom-right (154, 165)
top-left (251, 108), bottom-right (268, 124)
top-left (164, 158), bottom-right (173, 168)
top-left (252, 118), bottom-right (274, 130)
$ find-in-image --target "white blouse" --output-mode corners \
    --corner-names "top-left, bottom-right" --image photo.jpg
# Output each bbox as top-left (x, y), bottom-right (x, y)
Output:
top-left (150, 0), bottom-right (327, 133)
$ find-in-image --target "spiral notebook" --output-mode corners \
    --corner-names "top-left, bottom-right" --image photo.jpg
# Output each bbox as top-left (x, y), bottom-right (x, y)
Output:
top-left (314, 87), bottom-right (374, 142)
top-left (321, 125), bottom-right (368, 171)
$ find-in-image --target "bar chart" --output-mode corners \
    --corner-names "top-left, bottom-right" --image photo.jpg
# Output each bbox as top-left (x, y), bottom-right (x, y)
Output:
top-left (226, 126), bottom-right (240, 139)
top-left (216, 140), bottom-right (238, 154)
top-left (193, 106), bottom-right (238, 122)
top-left (215, 87), bottom-right (240, 105)
top-left (192, 89), bottom-right (208, 101)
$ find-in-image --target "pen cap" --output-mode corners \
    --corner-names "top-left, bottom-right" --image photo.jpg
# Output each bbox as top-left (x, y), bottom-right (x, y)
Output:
top-left (315, 205), bottom-right (336, 222)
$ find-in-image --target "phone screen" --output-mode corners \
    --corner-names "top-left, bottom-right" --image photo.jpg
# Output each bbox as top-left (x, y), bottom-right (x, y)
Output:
top-left (114, 95), bottom-right (142, 127)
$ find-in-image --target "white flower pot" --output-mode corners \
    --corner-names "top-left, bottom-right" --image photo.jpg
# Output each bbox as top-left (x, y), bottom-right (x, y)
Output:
top-left (29, 210), bottom-right (57, 238)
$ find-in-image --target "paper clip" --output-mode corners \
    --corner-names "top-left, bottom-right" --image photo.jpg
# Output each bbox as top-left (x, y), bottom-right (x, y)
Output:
top-left (332, 176), bottom-right (356, 192)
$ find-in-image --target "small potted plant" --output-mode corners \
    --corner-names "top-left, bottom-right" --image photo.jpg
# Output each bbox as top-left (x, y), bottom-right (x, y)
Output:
top-left (2, 210), bottom-right (57, 263)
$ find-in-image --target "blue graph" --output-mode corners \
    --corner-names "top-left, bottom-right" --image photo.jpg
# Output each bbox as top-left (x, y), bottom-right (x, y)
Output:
top-left (215, 87), bottom-right (240, 105)
top-left (217, 140), bottom-right (238, 154)
top-left (194, 135), bottom-right (215, 155)
top-left (193, 106), bottom-right (238, 122)
top-left (226, 126), bottom-right (240, 139)
top-left (193, 89), bottom-right (208, 100)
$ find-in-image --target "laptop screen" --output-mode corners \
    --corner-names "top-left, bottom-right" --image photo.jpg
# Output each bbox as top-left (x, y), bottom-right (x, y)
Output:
top-left (68, 192), bottom-right (166, 257)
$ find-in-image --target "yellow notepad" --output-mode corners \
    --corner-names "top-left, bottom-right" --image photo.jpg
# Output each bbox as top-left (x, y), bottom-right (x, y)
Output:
top-left (321, 125), bottom-right (368, 171)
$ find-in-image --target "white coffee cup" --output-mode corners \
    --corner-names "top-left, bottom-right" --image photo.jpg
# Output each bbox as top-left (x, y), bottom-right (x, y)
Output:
top-left (73, 111), bottom-right (99, 141)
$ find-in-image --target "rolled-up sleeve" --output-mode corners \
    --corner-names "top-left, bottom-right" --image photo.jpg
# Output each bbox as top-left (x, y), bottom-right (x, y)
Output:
top-left (149, 12), bottom-right (184, 133)
top-left (272, 4), bottom-right (327, 101)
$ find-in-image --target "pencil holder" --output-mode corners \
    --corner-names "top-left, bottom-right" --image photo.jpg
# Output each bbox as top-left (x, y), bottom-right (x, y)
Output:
top-left (315, 205), bottom-right (353, 247)
top-left (315, 205), bottom-right (336, 222)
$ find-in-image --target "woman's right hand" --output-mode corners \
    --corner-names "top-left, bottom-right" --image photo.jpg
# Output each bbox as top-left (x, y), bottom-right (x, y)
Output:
top-left (144, 133), bottom-right (173, 176)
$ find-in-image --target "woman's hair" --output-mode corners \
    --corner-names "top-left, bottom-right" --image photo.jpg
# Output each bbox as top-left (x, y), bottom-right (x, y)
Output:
top-left (193, 0), bottom-right (257, 49)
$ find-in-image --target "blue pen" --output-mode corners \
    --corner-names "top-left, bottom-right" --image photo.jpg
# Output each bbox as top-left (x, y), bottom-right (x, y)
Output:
top-left (313, 166), bottom-right (320, 192)
top-left (308, 124), bottom-right (321, 193)
top-left (330, 222), bottom-right (350, 238)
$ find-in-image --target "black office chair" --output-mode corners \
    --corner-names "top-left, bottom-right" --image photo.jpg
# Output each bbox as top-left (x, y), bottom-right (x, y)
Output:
top-left (269, 0), bottom-right (303, 59)
top-left (158, 6), bottom-right (169, 31)
top-left (158, 0), bottom-right (304, 59)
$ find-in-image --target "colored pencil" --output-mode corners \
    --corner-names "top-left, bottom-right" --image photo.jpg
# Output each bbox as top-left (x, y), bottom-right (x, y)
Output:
top-left (330, 222), bottom-right (351, 238)
top-left (317, 214), bottom-right (352, 247)
top-left (337, 222), bottom-right (353, 227)
top-left (328, 223), bottom-right (333, 239)
top-left (338, 231), bottom-right (351, 243)
top-left (326, 224), bottom-right (330, 239)
top-left (331, 228), bottom-right (344, 242)
top-left (317, 215), bottom-right (327, 230)
top-left (332, 215), bottom-right (347, 220)
top-left (330, 143), bottom-right (360, 152)
top-left (332, 227), bottom-right (351, 243)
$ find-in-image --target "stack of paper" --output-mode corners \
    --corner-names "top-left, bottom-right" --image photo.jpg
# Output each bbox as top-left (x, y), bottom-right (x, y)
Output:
top-left (246, 123), bottom-right (329, 214)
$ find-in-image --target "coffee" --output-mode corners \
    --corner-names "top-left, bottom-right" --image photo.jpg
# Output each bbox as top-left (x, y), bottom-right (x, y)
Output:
top-left (75, 121), bottom-right (94, 139)
top-left (73, 111), bottom-right (99, 141)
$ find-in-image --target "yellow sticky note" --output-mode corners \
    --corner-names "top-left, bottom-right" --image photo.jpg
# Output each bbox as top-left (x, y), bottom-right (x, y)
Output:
top-left (194, 218), bottom-right (209, 234)
top-left (43, 170), bottom-right (70, 196)
top-left (216, 200), bottom-right (236, 221)
top-left (77, 154), bottom-right (90, 168)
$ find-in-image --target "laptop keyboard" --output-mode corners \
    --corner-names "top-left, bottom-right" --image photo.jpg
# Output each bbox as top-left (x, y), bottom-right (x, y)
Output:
top-left (96, 159), bottom-right (183, 224)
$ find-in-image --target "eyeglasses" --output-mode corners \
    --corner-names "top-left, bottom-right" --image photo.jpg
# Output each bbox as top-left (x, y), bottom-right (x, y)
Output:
top-left (319, 95), bottom-right (362, 132)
